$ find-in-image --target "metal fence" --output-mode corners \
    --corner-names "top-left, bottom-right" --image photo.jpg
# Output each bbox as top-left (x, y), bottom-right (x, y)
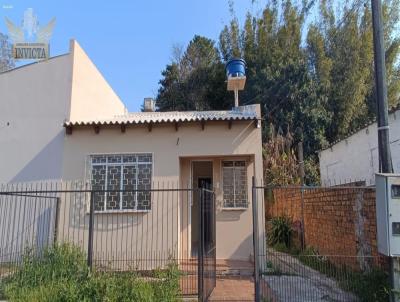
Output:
top-left (253, 182), bottom-right (390, 302)
top-left (0, 181), bottom-right (210, 297)
top-left (198, 188), bottom-right (216, 301)
top-left (1, 180), bottom-right (391, 301)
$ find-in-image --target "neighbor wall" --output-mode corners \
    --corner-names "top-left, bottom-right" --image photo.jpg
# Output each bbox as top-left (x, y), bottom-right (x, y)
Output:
top-left (68, 40), bottom-right (127, 121)
top-left (268, 187), bottom-right (388, 270)
top-left (319, 109), bottom-right (400, 185)
top-left (0, 55), bottom-right (72, 183)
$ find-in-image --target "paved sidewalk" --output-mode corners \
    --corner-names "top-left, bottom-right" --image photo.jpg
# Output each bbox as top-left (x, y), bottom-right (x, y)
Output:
top-left (264, 249), bottom-right (358, 302)
top-left (209, 276), bottom-right (254, 301)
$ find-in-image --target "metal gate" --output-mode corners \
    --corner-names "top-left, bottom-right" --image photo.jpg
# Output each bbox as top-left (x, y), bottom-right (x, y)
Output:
top-left (252, 180), bottom-right (390, 302)
top-left (198, 188), bottom-right (216, 301)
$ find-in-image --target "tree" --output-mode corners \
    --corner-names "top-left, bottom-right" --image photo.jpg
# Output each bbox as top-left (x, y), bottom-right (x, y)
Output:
top-left (157, 35), bottom-right (231, 111)
top-left (263, 126), bottom-right (300, 185)
top-left (307, 0), bottom-right (400, 139)
top-left (0, 33), bottom-right (14, 73)
top-left (156, 0), bottom-right (400, 169)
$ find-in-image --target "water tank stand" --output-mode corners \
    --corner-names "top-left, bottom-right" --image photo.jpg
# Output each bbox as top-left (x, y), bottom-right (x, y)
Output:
top-left (227, 76), bottom-right (246, 107)
top-left (234, 89), bottom-right (239, 107)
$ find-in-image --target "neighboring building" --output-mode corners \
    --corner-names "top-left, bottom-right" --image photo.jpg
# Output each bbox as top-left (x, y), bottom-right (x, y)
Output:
top-left (0, 39), bottom-right (127, 183)
top-left (0, 40), bottom-right (264, 263)
top-left (318, 107), bottom-right (400, 185)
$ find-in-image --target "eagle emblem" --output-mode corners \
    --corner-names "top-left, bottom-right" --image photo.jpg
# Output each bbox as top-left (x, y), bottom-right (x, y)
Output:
top-left (5, 8), bottom-right (56, 43)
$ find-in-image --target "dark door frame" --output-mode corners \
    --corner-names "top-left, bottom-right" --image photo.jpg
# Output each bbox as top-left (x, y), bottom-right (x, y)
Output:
top-left (191, 161), bottom-right (213, 255)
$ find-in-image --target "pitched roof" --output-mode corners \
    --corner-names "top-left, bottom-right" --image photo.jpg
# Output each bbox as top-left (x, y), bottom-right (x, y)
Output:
top-left (64, 105), bottom-right (259, 127)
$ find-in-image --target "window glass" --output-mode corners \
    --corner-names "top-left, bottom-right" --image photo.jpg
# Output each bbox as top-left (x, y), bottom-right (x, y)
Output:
top-left (90, 154), bottom-right (152, 211)
top-left (222, 160), bottom-right (247, 208)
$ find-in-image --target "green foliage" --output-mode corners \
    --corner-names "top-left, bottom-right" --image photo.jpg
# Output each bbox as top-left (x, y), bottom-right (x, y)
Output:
top-left (271, 242), bottom-right (291, 253)
top-left (263, 128), bottom-right (300, 185)
top-left (262, 260), bottom-right (283, 276)
top-left (304, 157), bottom-right (320, 185)
top-left (157, 35), bottom-right (231, 111)
top-left (296, 247), bottom-right (333, 273)
top-left (156, 0), bottom-right (400, 178)
top-left (1, 243), bottom-right (181, 302)
top-left (344, 269), bottom-right (390, 302)
top-left (296, 247), bottom-right (389, 302)
top-left (268, 216), bottom-right (293, 248)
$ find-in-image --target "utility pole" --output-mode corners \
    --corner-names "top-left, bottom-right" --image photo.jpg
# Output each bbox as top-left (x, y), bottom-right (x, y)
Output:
top-left (297, 141), bottom-right (306, 250)
top-left (371, 0), bottom-right (393, 174)
top-left (371, 0), bottom-right (396, 300)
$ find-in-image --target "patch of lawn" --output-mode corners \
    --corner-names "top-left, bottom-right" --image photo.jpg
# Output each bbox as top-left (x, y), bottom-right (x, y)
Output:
top-left (0, 244), bottom-right (182, 302)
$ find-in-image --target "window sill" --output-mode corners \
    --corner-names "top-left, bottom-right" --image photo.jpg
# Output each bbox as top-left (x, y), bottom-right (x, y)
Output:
top-left (221, 207), bottom-right (248, 211)
top-left (90, 210), bottom-right (151, 214)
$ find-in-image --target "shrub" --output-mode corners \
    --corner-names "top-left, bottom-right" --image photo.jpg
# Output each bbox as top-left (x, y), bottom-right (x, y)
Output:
top-left (2, 243), bottom-right (181, 302)
top-left (3, 244), bottom-right (89, 301)
top-left (263, 129), bottom-right (300, 186)
top-left (153, 264), bottom-right (181, 301)
top-left (344, 269), bottom-right (390, 302)
top-left (297, 247), bottom-right (390, 302)
top-left (268, 216), bottom-right (293, 248)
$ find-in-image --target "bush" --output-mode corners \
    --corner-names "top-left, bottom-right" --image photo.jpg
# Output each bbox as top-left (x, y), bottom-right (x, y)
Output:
top-left (268, 216), bottom-right (293, 248)
top-left (1, 243), bottom-right (181, 302)
top-left (296, 247), bottom-right (390, 302)
top-left (344, 269), bottom-right (390, 302)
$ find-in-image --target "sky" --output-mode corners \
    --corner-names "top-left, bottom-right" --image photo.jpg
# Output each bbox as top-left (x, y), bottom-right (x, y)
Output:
top-left (0, 0), bottom-right (268, 111)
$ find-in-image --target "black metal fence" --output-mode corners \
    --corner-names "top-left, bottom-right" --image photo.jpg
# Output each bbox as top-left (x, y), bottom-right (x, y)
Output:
top-left (252, 182), bottom-right (390, 302)
top-left (0, 181), bottom-right (214, 297)
top-left (2, 179), bottom-right (390, 301)
top-left (198, 188), bottom-right (216, 301)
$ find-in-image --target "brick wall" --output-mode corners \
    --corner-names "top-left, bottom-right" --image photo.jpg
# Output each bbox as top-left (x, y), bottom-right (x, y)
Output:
top-left (267, 187), bottom-right (388, 271)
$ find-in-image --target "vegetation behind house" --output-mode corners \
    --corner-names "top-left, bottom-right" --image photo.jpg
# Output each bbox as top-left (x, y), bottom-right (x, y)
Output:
top-left (156, 0), bottom-right (400, 182)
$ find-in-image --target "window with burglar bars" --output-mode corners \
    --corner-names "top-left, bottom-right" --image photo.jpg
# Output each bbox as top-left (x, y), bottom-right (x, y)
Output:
top-left (90, 154), bottom-right (152, 211)
top-left (222, 161), bottom-right (248, 208)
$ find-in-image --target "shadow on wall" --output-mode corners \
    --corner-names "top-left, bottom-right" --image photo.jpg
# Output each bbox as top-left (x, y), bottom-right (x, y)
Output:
top-left (0, 196), bottom-right (57, 263)
top-left (216, 208), bottom-right (245, 222)
top-left (11, 131), bottom-right (65, 182)
top-left (226, 233), bottom-right (254, 262)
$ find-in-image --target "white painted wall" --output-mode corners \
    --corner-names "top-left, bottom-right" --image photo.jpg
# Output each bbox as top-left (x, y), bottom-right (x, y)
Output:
top-left (0, 40), bottom-right (126, 183)
top-left (68, 40), bottom-right (127, 121)
top-left (0, 54), bottom-right (72, 183)
top-left (319, 109), bottom-right (400, 185)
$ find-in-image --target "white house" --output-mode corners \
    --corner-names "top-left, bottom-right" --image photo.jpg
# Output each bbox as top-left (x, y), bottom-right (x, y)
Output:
top-left (0, 40), bottom-right (264, 278)
top-left (318, 107), bottom-right (400, 185)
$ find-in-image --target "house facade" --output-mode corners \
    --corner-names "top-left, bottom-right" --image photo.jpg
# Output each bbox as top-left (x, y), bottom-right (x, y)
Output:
top-left (0, 40), bottom-right (264, 264)
top-left (318, 107), bottom-right (400, 185)
top-left (62, 107), bottom-right (263, 261)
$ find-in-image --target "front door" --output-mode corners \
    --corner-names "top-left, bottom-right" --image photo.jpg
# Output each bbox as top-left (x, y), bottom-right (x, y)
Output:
top-left (198, 177), bottom-right (212, 190)
top-left (191, 161), bottom-right (213, 255)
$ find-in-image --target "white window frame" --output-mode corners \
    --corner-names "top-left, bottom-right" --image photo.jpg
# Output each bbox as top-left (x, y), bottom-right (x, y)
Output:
top-left (222, 160), bottom-right (248, 209)
top-left (90, 153), bottom-right (153, 213)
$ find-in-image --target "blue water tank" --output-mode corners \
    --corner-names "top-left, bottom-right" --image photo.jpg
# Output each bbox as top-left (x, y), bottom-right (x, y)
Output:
top-left (226, 58), bottom-right (246, 78)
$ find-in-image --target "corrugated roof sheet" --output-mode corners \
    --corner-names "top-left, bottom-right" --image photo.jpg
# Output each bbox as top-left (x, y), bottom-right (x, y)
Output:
top-left (64, 105), bottom-right (258, 127)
